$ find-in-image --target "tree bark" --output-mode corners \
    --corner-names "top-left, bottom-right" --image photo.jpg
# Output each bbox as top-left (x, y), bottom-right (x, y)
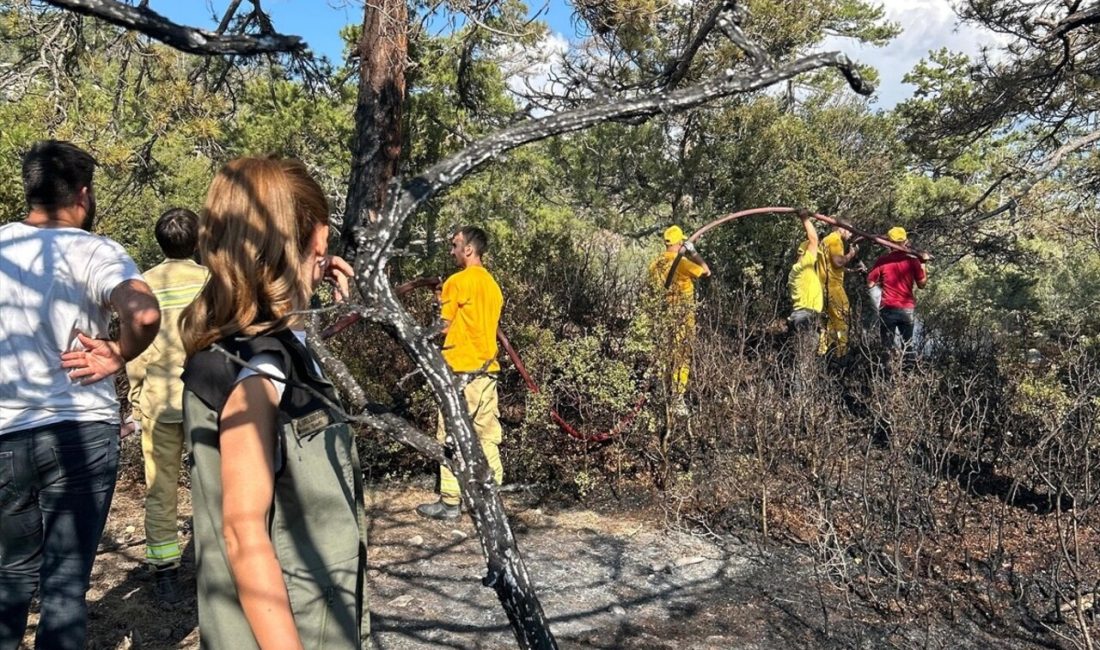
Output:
top-left (366, 275), bottom-right (558, 649)
top-left (342, 0), bottom-right (408, 253)
top-left (46, 2), bottom-right (875, 647)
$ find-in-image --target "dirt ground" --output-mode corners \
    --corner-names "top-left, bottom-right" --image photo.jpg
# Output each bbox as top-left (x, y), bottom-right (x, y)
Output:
top-left (19, 474), bottom-right (1063, 650)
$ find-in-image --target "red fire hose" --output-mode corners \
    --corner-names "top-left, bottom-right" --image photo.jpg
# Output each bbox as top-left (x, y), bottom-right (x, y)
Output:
top-left (321, 277), bottom-right (643, 443)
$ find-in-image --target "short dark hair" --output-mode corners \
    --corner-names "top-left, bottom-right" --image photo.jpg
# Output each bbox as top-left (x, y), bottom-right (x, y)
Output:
top-left (21, 140), bottom-right (96, 211)
top-left (155, 208), bottom-right (199, 259)
top-left (456, 226), bottom-right (488, 256)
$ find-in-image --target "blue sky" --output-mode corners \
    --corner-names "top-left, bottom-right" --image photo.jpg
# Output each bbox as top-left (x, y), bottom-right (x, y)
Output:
top-left (152, 1), bottom-right (1004, 108)
top-left (154, 1), bottom-right (578, 63)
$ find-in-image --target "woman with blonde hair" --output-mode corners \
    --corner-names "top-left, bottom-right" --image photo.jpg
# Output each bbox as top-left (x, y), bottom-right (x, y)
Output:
top-left (180, 157), bottom-right (368, 649)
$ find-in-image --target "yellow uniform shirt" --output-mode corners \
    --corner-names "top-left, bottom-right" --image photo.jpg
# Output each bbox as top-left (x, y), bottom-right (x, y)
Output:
top-left (820, 231), bottom-right (846, 289)
top-left (788, 246), bottom-right (824, 313)
top-left (648, 251), bottom-right (707, 301)
top-left (127, 258), bottom-right (209, 423)
top-left (441, 265), bottom-right (503, 373)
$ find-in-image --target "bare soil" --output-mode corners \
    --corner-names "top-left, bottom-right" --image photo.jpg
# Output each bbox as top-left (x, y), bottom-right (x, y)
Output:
top-left (19, 469), bottom-right (1063, 649)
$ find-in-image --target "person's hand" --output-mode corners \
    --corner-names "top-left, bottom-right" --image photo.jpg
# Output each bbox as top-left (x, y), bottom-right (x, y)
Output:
top-left (120, 415), bottom-right (141, 439)
top-left (796, 207), bottom-right (812, 220)
top-left (849, 243), bottom-right (860, 256)
top-left (681, 240), bottom-right (697, 255)
top-left (918, 251), bottom-right (931, 263)
top-left (322, 255), bottom-right (353, 302)
top-left (61, 332), bottom-right (125, 385)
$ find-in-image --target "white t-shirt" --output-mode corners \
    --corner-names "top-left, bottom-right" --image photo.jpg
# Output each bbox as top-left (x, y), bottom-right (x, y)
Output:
top-left (234, 330), bottom-right (320, 472)
top-left (234, 330), bottom-right (319, 402)
top-left (0, 222), bottom-right (144, 433)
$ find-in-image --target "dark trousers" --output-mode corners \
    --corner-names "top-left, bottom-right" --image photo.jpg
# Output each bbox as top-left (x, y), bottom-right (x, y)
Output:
top-left (879, 307), bottom-right (916, 364)
top-left (0, 421), bottom-right (119, 650)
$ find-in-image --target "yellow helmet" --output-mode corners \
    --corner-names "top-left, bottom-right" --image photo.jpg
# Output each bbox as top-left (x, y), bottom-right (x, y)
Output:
top-left (663, 225), bottom-right (686, 245)
top-left (887, 226), bottom-right (908, 243)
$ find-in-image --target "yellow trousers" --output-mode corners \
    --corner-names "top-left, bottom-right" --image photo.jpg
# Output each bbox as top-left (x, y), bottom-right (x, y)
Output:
top-left (666, 311), bottom-right (695, 395)
top-left (437, 375), bottom-right (503, 506)
top-left (140, 416), bottom-right (185, 567)
top-left (819, 286), bottom-right (850, 357)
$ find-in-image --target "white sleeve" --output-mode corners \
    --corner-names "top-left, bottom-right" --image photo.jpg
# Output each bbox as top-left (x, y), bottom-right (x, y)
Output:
top-left (235, 352), bottom-right (288, 403)
top-left (87, 238), bottom-right (144, 305)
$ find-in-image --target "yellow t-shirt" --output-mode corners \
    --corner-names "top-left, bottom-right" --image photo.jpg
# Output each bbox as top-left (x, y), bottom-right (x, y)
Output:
top-left (648, 251), bottom-right (706, 300)
top-left (788, 246), bottom-right (824, 313)
top-left (441, 265), bottom-right (503, 373)
top-left (820, 231), bottom-right (846, 289)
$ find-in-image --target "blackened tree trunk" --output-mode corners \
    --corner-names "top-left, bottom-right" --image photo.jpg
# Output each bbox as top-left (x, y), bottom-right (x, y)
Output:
top-left (40, 2), bottom-right (875, 648)
top-left (342, 0), bottom-right (407, 253)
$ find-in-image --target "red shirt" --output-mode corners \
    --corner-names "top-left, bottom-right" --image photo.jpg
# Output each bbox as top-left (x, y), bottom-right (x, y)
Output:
top-left (868, 251), bottom-right (926, 310)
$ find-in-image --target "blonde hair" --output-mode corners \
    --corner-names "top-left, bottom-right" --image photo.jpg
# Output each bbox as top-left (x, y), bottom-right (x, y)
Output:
top-left (182, 157), bottom-right (329, 356)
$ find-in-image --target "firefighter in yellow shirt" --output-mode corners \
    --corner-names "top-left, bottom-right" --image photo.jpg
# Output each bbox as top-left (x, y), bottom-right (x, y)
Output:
top-left (648, 225), bottom-right (711, 414)
top-left (788, 208), bottom-right (824, 337)
top-left (125, 208), bottom-right (208, 603)
top-left (417, 226), bottom-right (505, 520)
top-left (818, 225), bottom-right (859, 357)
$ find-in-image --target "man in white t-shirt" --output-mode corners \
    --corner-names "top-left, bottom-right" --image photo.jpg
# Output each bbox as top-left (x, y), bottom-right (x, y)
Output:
top-left (0, 141), bottom-right (161, 650)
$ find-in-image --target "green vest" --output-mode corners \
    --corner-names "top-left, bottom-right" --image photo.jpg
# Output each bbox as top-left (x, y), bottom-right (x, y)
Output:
top-left (183, 332), bottom-right (369, 649)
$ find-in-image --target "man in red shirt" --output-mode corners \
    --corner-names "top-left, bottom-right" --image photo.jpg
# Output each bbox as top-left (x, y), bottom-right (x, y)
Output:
top-left (867, 226), bottom-right (929, 366)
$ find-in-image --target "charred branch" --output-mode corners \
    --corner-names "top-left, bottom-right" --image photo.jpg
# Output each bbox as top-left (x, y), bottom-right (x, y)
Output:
top-left (715, 3), bottom-right (773, 71)
top-left (662, 0), bottom-right (734, 87)
top-left (355, 48), bottom-right (872, 276)
top-left (361, 275), bottom-right (557, 649)
top-left (42, 0), bottom-right (305, 55)
top-left (1044, 4), bottom-right (1100, 40)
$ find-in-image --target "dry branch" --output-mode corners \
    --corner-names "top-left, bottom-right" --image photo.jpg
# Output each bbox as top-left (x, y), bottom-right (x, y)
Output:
top-left (342, 15), bottom-right (872, 650)
top-left (37, 0), bottom-right (877, 646)
top-left (42, 0), bottom-right (305, 55)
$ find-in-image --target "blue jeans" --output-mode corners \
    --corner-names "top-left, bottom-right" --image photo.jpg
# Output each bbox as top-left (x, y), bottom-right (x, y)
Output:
top-left (0, 421), bottom-right (119, 650)
top-left (879, 307), bottom-right (916, 365)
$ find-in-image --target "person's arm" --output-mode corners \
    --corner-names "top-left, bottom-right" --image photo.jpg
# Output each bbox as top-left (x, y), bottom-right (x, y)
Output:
top-left (915, 258), bottom-right (929, 289)
top-left (867, 262), bottom-right (882, 288)
top-left (219, 376), bottom-right (304, 650)
top-left (439, 277), bottom-right (460, 335)
top-left (681, 241), bottom-right (711, 277)
top-left (113, 279), bottom-right (161, 360)
top-left (798, 209), bottom-right (818, 256)
top-left (61, 279), bottom-right (161, 385)
top-left (831, 240), bottom-right (859, 268)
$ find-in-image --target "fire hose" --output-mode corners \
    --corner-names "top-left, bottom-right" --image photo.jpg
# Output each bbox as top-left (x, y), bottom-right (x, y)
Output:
top-left (665, 206), bottom-right (931, 290)
top-left (323, 208), bottom-right (929, 444)
top-left (321, 277), bottom-right (645, 443)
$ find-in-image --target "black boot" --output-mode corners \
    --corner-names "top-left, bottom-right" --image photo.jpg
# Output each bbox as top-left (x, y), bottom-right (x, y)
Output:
top-left (153, 566), bottom-right (183, 605)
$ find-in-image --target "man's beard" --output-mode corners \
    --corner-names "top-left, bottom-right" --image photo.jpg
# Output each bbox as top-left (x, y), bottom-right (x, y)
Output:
top-left (80, 193), bottom-right (96, 231)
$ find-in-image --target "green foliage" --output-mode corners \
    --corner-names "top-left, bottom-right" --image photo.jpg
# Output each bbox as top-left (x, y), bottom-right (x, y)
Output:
top-left (6, 0), bottom-right (1098, 519)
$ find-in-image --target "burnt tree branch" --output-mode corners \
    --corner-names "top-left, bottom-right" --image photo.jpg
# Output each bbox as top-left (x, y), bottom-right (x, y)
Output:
top-left (662, 0), bottom-right (734, 87)
top-left (1044, 4), bottom-right (1100, 40)
top-left (355, 48), bottom-right (872, 278)
top-left (716, 3), bottom-right (773, 70)
top-left (341, 20), bottom-right (872, 650)
top-left (42, 0), bottom-right (305, 55)
top-left (353, 271), bottom-right (556, 649)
